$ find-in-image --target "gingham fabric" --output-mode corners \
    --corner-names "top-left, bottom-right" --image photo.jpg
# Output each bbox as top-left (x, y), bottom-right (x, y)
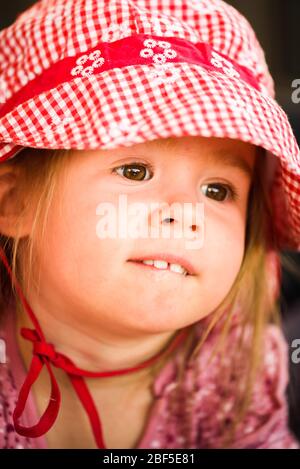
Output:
top-left (0, 0), bottom-right (299, 249)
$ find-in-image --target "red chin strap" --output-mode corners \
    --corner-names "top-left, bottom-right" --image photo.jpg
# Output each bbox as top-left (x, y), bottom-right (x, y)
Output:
top-left (0, 246), bottom-right (190, 448)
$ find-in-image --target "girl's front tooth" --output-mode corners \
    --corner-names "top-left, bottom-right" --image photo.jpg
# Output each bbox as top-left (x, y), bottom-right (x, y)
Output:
top-left (169, 263), bottom-right (186, 274)
top-left (153, 260), bottom-right (168, 269)
top-left (142, 260), bottom-right (154, 265)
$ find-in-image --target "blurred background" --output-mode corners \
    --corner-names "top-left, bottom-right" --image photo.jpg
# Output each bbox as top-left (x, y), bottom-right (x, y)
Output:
top-left (226, 0), bottom-right (300, 442)
top-left (1, 0), bottom-right (300, 441)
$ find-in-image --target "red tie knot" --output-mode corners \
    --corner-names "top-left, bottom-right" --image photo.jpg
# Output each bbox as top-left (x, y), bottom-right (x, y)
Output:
top-left (21, 328), bottom-right (58, 362)
top-left (33, 341), bottom-right (57, 361)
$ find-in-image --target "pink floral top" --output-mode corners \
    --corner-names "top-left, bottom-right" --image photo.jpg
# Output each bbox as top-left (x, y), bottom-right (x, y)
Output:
top-left (0, 298), bottom-right (299, 449)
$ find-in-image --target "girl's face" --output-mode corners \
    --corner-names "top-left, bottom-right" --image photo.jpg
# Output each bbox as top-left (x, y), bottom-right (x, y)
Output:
top-left (28, 136), bottom-right (256, 336)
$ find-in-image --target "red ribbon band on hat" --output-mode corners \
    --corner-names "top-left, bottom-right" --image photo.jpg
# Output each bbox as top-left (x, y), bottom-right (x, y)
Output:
top-left (0, 246), bottom-right (190, 448)
top-left (0, 33), bottom-right (260, 122)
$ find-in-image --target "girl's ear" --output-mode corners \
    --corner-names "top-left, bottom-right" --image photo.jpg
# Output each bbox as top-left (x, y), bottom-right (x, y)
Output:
top-left (0, 164), bottom-right (32, 238)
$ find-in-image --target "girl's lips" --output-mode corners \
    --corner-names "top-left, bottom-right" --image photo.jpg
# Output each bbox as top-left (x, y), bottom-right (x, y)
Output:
top-left (127, 253), bottom-right (196, 275)
top-left (127, 260), bottom-right (191, 277)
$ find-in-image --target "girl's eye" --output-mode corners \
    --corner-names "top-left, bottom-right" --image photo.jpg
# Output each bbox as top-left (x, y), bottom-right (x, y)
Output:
top-left (112, 163), bottom-right (153, 181)
top-left (201, 183), bottom-right (238, 202)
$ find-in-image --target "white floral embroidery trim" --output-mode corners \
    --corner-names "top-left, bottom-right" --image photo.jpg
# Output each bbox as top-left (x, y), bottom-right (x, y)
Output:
top-left (71, 49), bottom-right (105, 77)
top-left (139, 38), bottom-right (179, 85)
top-left (140, 39), bottom-right (177, 66)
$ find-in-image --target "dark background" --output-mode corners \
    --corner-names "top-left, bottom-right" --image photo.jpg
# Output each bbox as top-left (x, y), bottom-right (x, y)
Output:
top-left (1, 0), bottom-right (300, 440)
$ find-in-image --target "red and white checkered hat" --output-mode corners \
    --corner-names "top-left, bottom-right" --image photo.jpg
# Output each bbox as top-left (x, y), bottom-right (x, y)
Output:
top-left (0, 0), bottom-right (299, 249)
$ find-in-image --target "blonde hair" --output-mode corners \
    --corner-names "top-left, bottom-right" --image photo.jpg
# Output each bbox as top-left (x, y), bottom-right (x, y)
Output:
top-left (0, 147), bottom-right (71, 306)
top-left (0, 143), bottom-right (298, 448)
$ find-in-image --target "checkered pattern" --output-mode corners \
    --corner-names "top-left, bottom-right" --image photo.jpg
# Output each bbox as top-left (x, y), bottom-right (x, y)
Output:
top-left (0, 0), bottom-right (299, 250)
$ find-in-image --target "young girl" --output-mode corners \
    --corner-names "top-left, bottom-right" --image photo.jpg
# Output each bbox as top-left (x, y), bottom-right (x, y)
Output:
top-left (0, 0), bottom-right (299, 449)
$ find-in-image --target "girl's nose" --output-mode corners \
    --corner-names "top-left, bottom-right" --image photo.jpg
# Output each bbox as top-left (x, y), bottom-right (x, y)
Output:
top-left (147, 196), bottom-right (204, 238)
top-left (163, 217), bottom-right (198, 233)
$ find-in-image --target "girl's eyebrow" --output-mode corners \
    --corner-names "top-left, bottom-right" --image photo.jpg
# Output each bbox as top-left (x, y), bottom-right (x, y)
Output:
top-left (207, 150), bottom-right (254, 178)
